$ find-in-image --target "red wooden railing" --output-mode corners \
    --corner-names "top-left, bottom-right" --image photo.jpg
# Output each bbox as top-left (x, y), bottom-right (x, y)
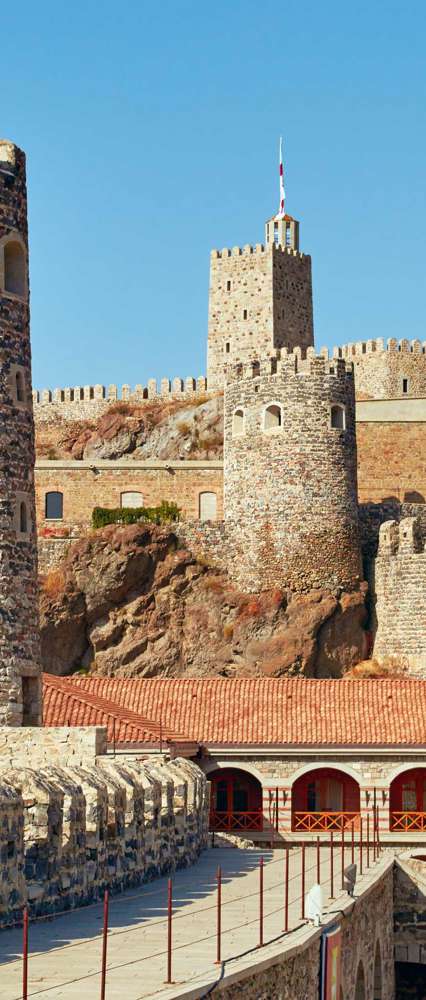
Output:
top-left (390, 811), bottom-right (426, 831)
top-left (292, 811), bottom-right (360, 832)
top-left (209, 810), bottom-right (263, 832)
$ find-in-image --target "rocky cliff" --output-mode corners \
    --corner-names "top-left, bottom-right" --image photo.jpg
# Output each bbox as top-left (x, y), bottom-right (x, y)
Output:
top-left (35, 395), bottom-right (223, 461)
top-left (40, 522), bottom-right (368, 679)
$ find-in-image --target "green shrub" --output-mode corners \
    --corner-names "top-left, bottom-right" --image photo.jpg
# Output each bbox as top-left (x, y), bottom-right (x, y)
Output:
top-left (92, 501), bottom-right (181, 530)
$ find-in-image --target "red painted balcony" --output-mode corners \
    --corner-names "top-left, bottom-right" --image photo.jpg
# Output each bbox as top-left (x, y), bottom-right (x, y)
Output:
top-left (390, 811), bottom-right (426, 832)
top-left (209, 809), bottom-right (264, 832)
top-left (292, 811), bottom-right (360, 832)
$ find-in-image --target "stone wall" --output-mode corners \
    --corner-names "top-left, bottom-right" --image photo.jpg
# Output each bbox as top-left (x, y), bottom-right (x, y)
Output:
top-left (223, 350), bottom-right (361, 593)
top-left (0, 139), bottom-right (42, 725)
top-left (373, 517), bottom-right (426, 672)
top-left (394, 855), bottom-right (426, 966)
top-left (0, 725), bottom-right (107, 768)
top-left (357, 419), bottom-right (426, 505)
top-left (334, 338), bottom-right (426, 400)
top-left (33, 377), bottom-right (208, 423)
top-left (207, 243), bottom-right (313, 389)
top-left (0, 744), bottom-right (208, 925)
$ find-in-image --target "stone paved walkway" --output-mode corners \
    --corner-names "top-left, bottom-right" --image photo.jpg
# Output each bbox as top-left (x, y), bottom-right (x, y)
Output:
top-left (0, 845), bottom-right (384, 999)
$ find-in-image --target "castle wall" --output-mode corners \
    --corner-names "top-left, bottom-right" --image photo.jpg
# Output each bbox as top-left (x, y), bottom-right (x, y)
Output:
top-left (0, 140), bottom-right (41, 725)
top-left (334, 338), bottom-right (426, 400)
top-left (373, 517), bottom-right (426, 671)
top-left (0, 741), bottom-right (208, 924)
top-left (394, 856), bottom-right (426, 967)
top-left (207, 244), bottom-right (313, 389)
top-left (33, 377), bottom-right (209, 423)
top-left (224, 350), bottom-right (361, 593)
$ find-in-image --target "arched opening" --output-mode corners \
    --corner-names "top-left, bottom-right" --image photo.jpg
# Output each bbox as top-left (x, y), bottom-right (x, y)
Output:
top-left (209, 768), bottom-right (263, 832)
top-left (19, 502), bottom-right (28, 534)
top-left (4, 240), bottom-right (26, 297)
top-left (292, 767), bottom-right (360, 832)
top-left (263, 403), bottom-right (282, 431)
top-left (355, 960), bottom-right (366, 1000)
top-left (390, 768), bottom-right (426, 831)
top-left (199, 491), bottom-right (217, 521)
top-left (331, 404), bottom-right (346, 430)
top-left (15, 370), bottom-right (25, 403)
top-left (45, 491), bottom-right (63, 520)
top-left (232, 408), bottom-right (244, 436)
top-left (120, 491), bottom-right (144, 508)
top-left (374, 940), bottom-right (382, 999)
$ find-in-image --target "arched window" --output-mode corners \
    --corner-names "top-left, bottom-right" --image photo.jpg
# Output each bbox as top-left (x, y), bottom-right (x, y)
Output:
top-left (20, 502), bottom-right (28, 534)
top-left (390, 768), bottom-right (426, 830)
top-left (232, 408), bottom-right (244, 436)
top-left (199, 491), bottom-right (217, 521)
top-left (209, 768), bottom-right (263, 832)
top-left (263, 403), bottom-right (282, 431)
top-left (330, 404), bottom-right (346, 430)
top-left (4, 240), bottom-right (26, 297)
top-left (15, 370), bottom-right (25, 403)
top-left (45, 491), bottom-right (63, 520)
top-left (120, 491), bottom-right (143, 508)
top-left (355, 961), bottom-right (366, 1000)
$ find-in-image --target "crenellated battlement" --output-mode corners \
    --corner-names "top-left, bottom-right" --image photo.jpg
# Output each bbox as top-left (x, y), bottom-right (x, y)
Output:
top-left (377, 516), bottom-right (425, 556)
top-left (211, 243), bottom-right (308, 260)
top-left (33, 376), bottom-right (210, 419)
top-left (333, 338), bottom-right (426, 359)
top-left (224, 346), bottom-right (353, 383)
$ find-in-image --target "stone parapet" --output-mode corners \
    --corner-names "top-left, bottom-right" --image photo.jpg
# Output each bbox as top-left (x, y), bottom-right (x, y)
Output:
top-left (333, 338), bottom-right (426, 402)
top-left (33, 377), bottom-right (209, 423)
top-left (373, 516), bottom-right (426, 672)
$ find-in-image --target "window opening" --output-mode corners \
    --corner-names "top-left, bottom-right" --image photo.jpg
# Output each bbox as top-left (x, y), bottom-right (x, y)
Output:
top-left (4, 240), bottom-right (26, 297)
top-left (199, 491), bottom-right (217, 521)
top-left (402, 378), bottom-right (409, 394)
top-left (121, 491), bottom-right (143, 508)
top-left (45, 491), bottom-right (63, 520)
top-left (20, 502), bottom-right (28, 534)
top-left (264, 404), bottom-right (282, 430)
top-left (232, 409), bottom-right (244, 436)
top-left (16, 370), bottom-right (25, 402)
top-left (331, 404), bottom-right (345, 430)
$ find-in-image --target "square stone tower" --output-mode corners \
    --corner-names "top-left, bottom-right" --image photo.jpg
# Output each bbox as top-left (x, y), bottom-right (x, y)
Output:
top-left (207, 213), bottom-right (314, 389)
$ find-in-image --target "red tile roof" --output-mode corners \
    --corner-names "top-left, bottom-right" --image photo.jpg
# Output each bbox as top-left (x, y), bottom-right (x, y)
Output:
top-left (43, 675), bottom-right (426, 747)
top-left (43, 674), bottom-right (195, 749)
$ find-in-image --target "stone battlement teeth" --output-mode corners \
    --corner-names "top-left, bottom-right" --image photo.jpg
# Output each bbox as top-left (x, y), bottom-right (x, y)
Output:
top-left (33, 376), bottom-right (209, 406)
top-left (378, 516), bottom-right (425, 556)
top-left (224, 347), bottom-right (353, 382)
top-left (211, 244), bottom-right (307, 260)
top-left (333, 338), bottom-right (426, 359)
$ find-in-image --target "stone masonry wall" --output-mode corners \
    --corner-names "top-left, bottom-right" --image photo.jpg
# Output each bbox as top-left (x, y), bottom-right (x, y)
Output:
top-left (394, 856), bottom-right (426, 967)
top-left (33, 377), bottom-right (208, 424)
top-left (334, 338), bottom-right (426, 400)
top-left (207, 243), bottom-right (313, 389)
top-left (0, 140), bottom-right (41, 725)
top-left (357, 420), bottom-right (426, 504)
top-left (0, 738), bottom-right (208, 925)
top-left (373, 517), bottom-right (426, 671)
top-left (224, 349), bottom-right (361, 593)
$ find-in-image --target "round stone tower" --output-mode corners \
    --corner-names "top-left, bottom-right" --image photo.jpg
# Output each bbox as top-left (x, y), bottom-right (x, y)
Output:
top-left (0, 140), bottom-right (41, 725)
top-left (224, 348), bottom-right (362, 594)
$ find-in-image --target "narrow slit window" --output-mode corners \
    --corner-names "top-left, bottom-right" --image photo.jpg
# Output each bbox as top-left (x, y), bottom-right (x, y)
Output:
top-left (243, 309), bottom-right (248, 320)
top-left (225, 341), bottom-right (230, 354)
top-left (20, 502), bottom-right (28, 534)
top-left (16, 371), bottom-right (25, 402)
top-left (402, 378), bottom-right (409, 394)
top-left (226, 280), bottom-right (231, 292)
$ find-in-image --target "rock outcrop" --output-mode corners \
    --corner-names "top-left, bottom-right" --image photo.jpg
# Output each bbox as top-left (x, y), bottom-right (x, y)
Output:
top-left (40, 523), bottom-right (368, 679)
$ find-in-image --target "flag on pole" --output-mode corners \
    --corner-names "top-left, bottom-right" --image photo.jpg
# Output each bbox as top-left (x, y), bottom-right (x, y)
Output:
top-left (276, 136), bottom-right (286, 219)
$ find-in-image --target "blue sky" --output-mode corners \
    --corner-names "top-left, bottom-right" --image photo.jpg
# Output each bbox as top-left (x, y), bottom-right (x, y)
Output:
top-left (3, 1), bottom-right (426, 390)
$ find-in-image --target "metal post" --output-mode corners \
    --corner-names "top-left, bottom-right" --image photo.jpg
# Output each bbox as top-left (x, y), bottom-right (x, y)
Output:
top-left (351, 820), bottom-right (355, 865)
top-left (165, 878), bottom-right (173, 983)
top-left (330, 831), bottom-right (334, 899)
top-left (215, 866), bottom-right (222, 964)
top-left (341, 824), bottom-right (345, 890)
top-left (100, 889), bottom-right (109, 1000)
top-left (22, 906), bottom-right (28, 1000)
top-left (367, 814), bottom-right (370, 868)
top-left (113, 718), bottom-right (116, 758)
top-left (258, 856), bottom-right (264, 947)
top-left (301, 843), bottom-right (306, 919)
top-left (359, 817), bottom-right (363, 876)
top-left (316, 835), bottom-right (320, 884)
top-left (373, 806), bottom-right (377, 861)
top-left (284, 848), bottom-right (289, 932)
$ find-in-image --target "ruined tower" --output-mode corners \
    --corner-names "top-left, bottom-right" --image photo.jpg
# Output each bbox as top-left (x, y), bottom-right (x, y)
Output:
top-left (0, 140), bottom-right (42, 724)
top-left (224, 349), bottom-right (361, 594)
top-left (207, 212), bottom-right (314, 389)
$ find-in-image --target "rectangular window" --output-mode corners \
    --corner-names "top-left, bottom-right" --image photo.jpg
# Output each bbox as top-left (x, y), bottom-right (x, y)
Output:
top-left (225, 341), bottom-right (230, 354)
top-left (285, 223), bottom-right (291, 246)
top-left (243, 309), bottom-right (248, 320)
top-left (402, 378), bottom-right (409, 394)
top-left (226, 280), bottom-right (231, 292)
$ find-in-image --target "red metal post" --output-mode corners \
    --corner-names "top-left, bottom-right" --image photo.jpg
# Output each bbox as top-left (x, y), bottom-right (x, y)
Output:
top-left (22, 906), bottom-right (28, 1000)
top-left (367, 814), bottom-right (370, 868)
top-left (351, 820), bottom-right (355, 865)
top-left (341, 824), bottom-right (345, 890)
top-left (258, 856), bottom-right (264, 947)
top-left (165, 878), bottom-right (173, 983)
top-left (301, 843), bottom-right (306, 919)
top-left (359, 817), bottom-right (363, 875)
top-left (215, 866), bottom-right (222, 965)
top-left (373, 807), bottom-right (377, 861)
top-left (330, 831), bottom-right (334, 898)
top-left (100, 889), bottom-right (109, 1000)
top-left (284, 848), bottom-right (289, 932)
top-left (316, 836), bottom-right (320, 884)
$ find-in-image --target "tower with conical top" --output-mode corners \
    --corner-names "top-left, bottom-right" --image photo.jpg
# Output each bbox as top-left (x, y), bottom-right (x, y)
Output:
top-left (0, 140), bottom-right (42, 725)
top-left (207, 142), bottom-right (314, 388)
